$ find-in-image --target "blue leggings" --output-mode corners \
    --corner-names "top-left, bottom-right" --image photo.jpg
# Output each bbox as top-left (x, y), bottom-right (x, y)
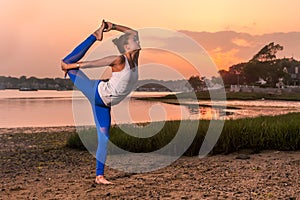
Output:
top-left (63, 34), bottom-right (111, 176)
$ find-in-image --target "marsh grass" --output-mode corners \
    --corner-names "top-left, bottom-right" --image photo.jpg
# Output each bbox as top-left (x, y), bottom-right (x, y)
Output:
top-left (66, 113), bottom-right (300, 156)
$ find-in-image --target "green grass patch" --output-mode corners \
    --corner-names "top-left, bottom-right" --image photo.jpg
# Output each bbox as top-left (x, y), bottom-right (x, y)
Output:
top-left (66, 113), bottom-right (300, 156)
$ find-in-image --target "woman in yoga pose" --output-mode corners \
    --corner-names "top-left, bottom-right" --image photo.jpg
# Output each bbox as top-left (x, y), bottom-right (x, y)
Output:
top-left (61, 20), bottom-right (140, 184)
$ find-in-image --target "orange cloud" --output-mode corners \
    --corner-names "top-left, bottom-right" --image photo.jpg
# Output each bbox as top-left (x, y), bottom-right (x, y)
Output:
top-left (140, 49), bottom-right (201, 79)
top-left (209, 48), bottom-right (243, 70)
top-left (231, 38), bottom-right (253, 47)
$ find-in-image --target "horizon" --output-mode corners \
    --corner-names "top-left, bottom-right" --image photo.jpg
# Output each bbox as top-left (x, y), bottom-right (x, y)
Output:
top-left (1, 48), bottom-right (299, 81)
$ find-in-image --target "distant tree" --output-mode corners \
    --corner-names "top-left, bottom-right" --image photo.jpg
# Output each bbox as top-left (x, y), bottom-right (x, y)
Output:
top-left (219, 70), bottom-right (233, 86)
top-left (211, 76), bottom-right (223, 85)
top-left (187, 75), bottom-right (205, 91)
top-left (229, 63), bottom-right (245, 75)
top-left (218, 63), bottom-right (247, 86)
top-left (28, 76), bottom-right (38, 81)
top-left (19, 76), bottom-right (27, 82)
top-left (219, 42), bottom-right (299, 87)
top-left (242, 42), bottom-right (285, 86)
top-left (229, 63), bottom-right (247, 85)
top-left (250, 42), bottom-right (283, 62)
top-left (244, 60), bottom-right (289, 87)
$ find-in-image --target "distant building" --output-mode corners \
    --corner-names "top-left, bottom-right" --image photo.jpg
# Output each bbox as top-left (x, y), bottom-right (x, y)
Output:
top-left (284, 61), bottom-right (300, 86)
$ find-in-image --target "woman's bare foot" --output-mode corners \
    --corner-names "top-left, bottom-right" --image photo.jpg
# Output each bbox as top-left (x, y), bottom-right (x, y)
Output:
top-left (95, 175), bottom-right (113, 185)
top-left (93, 20), bottom-right (106, 41)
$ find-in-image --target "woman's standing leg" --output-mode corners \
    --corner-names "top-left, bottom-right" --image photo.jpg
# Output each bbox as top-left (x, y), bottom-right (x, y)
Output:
top-left (62, 23), bottom-right (112, 184)
top-left (92, 92), bottom-right (112, 184)
top-left (92, 105), bottom-right (111, 175)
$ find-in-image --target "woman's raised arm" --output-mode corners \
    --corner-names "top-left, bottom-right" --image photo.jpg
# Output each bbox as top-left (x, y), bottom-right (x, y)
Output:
top-left (104, 21), bottom-right (138, 37)
top-left (61, 55), bottom-right (121, 71)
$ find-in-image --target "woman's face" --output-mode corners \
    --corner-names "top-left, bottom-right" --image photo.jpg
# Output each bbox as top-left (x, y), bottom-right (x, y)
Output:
top-left (125, 35), bottom-right (141, 53)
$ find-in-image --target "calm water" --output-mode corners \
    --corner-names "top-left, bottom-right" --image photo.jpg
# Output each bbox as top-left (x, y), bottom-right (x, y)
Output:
top-left (0, 90), bottom-right (300, 128)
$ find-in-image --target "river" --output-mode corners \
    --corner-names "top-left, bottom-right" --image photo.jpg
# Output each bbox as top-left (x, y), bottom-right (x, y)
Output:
top-left (0, 90), bottom-right (299, 128)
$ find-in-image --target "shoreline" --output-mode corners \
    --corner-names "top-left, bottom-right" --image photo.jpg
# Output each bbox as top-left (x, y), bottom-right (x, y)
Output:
top-left (0, 127), bottom-right (299, 199)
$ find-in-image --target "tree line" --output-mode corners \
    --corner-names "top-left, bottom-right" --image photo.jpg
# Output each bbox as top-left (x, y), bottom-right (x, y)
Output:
top-left (219, 42), bottom-right (300, 87)
top-left (0, 76), bottom-right (74, 90)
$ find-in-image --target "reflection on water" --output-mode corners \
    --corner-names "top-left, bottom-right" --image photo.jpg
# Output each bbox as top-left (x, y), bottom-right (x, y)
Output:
top-left (183, 105), bottom-right (233, 121)
top-left (172, 99), bottom-right (300, 121)
top-left (186, 104), bottom-right (200, 115)
top-left (0, 90), bottom-right (300, 128)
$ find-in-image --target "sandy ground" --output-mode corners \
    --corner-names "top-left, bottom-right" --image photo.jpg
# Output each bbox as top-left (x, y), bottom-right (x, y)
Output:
top-left (0, 127), bottom-right (299, 200)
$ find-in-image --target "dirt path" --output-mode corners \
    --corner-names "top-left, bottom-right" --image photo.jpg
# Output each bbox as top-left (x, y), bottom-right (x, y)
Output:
top-left (0, 127), bottom-right (299, 199)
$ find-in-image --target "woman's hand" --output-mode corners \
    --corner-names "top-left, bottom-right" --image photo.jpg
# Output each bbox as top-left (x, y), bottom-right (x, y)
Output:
top-left (103, 21), bottom-right (114, 32)
top-left (61, 61), bottom-right (80, 77)
top-left (61, 61), bottom-right (69, 78)
top-left (61, 61), bottom-right (69, 72)
top-left (61, 61), bottom-right (81, 70)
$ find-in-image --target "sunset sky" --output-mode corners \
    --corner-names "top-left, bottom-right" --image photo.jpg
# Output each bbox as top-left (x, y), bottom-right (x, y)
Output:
top-left (1, 0), bottom-right (300, 80)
